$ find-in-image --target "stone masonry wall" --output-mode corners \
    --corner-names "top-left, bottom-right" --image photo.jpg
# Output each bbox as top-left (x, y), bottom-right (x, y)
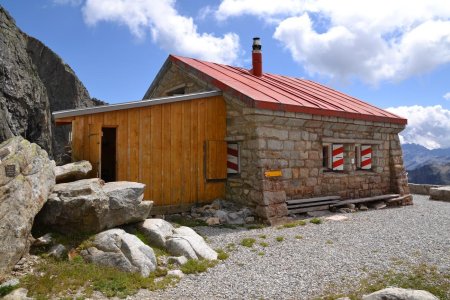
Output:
top-left (144, 62), bottom-right (411, 224)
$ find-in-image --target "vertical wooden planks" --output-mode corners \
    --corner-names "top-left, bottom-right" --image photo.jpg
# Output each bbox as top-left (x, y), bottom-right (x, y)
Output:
top-left (140, 107), bottom-right (152, 200)
top-left (151, 106), bottom-right (163, 205)
top-left (72, 117), bottom-right (84, 161)
top-left (83, 115), bottom-right (90, 162)
top-left (116, 110), bottom-right (128, 181)
top-left (89, 113), bottom-right (103, 178)
top-left (190, 99), bottom-right (199, 204)
top-left (197, 98), bottom-right (207, 203)
top-left (128, 108), bottom-right (140, 182)
top-left (161, 105), bottom-right (171, 205)
top-left (170, 102), bottom-right (183, 206)
top-left (181, 101), bottom-right (192, 204)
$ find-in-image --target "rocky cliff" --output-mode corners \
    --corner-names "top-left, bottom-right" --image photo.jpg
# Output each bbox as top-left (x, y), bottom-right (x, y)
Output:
top-left (0, 6), bottom-right (104, 163)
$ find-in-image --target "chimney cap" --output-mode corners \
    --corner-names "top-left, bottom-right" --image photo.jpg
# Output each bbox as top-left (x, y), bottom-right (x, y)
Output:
top-left (252, 37), bottom-right (261, 51)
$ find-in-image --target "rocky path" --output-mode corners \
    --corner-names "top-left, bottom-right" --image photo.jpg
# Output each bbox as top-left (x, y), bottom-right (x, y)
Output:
top-left (129, 195), bottom-right (450, 300)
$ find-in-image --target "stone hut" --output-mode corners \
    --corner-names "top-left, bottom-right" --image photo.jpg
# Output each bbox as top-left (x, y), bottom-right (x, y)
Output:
top-left (54, 38), bottom-right (411, 224)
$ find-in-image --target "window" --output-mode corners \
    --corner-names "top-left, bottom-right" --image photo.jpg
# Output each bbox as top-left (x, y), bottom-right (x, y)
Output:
top-left (227, 142), bottom-right (240, 175)
top-left (166, 86), bottom-right (186, 96)
top-left (323, 143), bottom-right (344, 171)
top-left (359, 145), bottom-right (372, 170)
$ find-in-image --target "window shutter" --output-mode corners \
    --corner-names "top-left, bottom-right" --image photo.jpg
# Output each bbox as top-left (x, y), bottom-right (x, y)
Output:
top-left (332, 144), bottom-right (344, 171)
top-left (205, 140), bottom-right (227, 180)
top-left (361, 145), bottom-right (372, 170)
top-left (227, 143), bottom-right (239, 174)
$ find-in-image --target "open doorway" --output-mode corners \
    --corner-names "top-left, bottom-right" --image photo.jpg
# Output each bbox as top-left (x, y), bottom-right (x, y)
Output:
top-left (101, 127), bottom-right (116, 182)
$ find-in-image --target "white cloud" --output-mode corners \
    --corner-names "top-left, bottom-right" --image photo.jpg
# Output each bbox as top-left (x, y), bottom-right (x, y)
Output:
top-left (82, 0), bottom-right (240, 64)
top-left (386, 105), bottom-right (450, 149)
top-left (53, 0), bottom-right (83, 5)
top-left (217, 0), bottom-right (450, 84)
top-left (444, 92), bottom-right (450, 100)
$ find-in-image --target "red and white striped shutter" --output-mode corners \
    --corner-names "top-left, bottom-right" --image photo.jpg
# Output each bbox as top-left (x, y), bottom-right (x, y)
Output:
top-left (227, 143), bottom-right (239, 174)
top-left (361, 145), bottom-right (372, 170)
top-left (332, 144), bottom-right (344, 171)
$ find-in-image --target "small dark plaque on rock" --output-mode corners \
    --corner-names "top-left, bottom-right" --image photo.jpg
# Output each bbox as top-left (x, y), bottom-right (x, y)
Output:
top-left (5, 165), bottom-right (16, 177)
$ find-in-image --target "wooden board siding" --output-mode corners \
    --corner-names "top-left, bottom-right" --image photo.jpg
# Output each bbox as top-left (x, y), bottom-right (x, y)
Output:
top-left (70, 95), bottom-right (226, 207)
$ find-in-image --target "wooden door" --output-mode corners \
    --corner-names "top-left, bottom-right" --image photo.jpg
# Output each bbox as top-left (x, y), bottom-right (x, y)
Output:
top-left (89, 122), bottom-right (102, 178)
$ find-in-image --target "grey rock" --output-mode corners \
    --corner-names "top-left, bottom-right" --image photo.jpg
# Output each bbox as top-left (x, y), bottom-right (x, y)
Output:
top-left (0, 278), bottom-right (19, 289)
top-left (245, 216), bottom-right (255, 223)
top-left (345, 203), bottom-right (356, 209)
top-left (33, 233), bottom-right (53, 247)
top-left (0, 137), bottom-right (55, 276)
top-left (359, 204), bottom-right (369, 211)
top-left (137, 219), bottom-right (174, 248)
top-left (0, 7), bottom-right (104, 163)
top-left (430, 186), bottom-right (450, 202)
top-left (215, 210), bottom-right (229, 223)
top-left (167, 269), bottom-right (184, 278)
top-left (47, 244), bottom-right (67, 260)
top-left (36, 179), bottom-right (151, 234)
top-left (206, 217), bottom-right (220, 225)
top-left (338, 208), bottom-right (352, 214)
top-left (81, 229), bottom-right (156, 277)
top-left (103, 181), bottom-right (153, 228)
top-left (167, 256), bottom-right (188, 266)
top-left (166, 226), bottom-right (217, 260)
top-left (362, 287), bottom-right (438, 300)
top-left (55, 160), bottom-right (92, 183)
top-left (370, 201), bottom-right (387, 210)
top-left (35, 178), bottom-right (109, 234)
top-left (2, 287), bottom-right (32, 300)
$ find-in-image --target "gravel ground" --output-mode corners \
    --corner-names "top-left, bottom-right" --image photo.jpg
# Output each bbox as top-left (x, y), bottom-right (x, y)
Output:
top-left (130, 195), bottom-right (450, 300)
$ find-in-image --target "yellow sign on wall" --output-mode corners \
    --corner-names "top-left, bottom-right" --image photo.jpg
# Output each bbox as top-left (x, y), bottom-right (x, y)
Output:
top-left (264, 170), bottom-right (282, 177)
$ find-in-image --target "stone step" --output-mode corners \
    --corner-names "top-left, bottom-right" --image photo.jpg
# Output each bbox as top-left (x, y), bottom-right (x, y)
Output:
top-left (330, 194), bottom-right (399, 207)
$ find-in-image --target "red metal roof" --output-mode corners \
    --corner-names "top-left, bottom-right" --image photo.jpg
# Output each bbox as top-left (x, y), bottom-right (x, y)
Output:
top-left (170, 55), bottom-right (407, 125)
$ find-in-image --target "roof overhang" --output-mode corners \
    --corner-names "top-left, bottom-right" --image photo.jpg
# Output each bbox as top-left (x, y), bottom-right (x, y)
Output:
top-left (53, 90), bottom-right (222, 119)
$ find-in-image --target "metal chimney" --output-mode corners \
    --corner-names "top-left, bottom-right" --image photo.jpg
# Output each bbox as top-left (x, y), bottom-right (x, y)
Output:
top-left (252, 37), bottom-right (262, 77)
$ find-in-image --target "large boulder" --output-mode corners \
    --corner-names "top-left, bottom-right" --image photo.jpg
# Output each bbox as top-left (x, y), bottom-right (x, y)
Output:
top-left (35, 179), bottom-right (152, 234)
top-left (137, 219), bottom-right (175, 248)
top-left (362, 287), bottom-right (438, 300)
top-left (81, 229), bottom-right (156, 277)
top-left (55, 160), bottom-right (92, 183)
top-left (102, 182), bottom-right (153, 228)
top-left (166, 226), bottom-right (218, 260)
top-left (0, 137), bottom-right (55, 276)
top-left (429, 186), bottom-right (450, 202)
top-left (138, 219), bottom-right (217, 260)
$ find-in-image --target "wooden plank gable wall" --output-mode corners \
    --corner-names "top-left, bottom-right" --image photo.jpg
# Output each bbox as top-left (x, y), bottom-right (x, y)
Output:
top-left (70, 95), bottom-right (227, 207)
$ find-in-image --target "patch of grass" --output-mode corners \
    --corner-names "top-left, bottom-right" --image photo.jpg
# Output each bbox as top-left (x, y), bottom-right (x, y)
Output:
top-left (259, 234), bottom-right (267, 239)
top-left (52, 232), bottom-right (95, 249)
top-left (215, 249), bottom-right (229, 260)
top-left (21, 257), bottom-right (179, 299)
top-left (258, 252), bottom-right (265, 256)
top-left (152, 247), bottom-right (170, 258)
top-left (277, 220), bottom-right (307, 230)
top-left (326, 240), bottom-right (333, 245)
top-left (316, 262), bottom-right (450, 300)
top-left (310, 218), bottom-right (322, 225)
top-left (295, 235), bottom-right (303, 240)
top-left (246, 224), bottom-right (267, 230)
top-left (276, 236), bottom-right (284, 242)
top-left (217, 224), bottom-right (238, 229)
top-left (240, 238), bottom-right (256, 248)
top-left (0, 285), bottom-right (17, 297)
top-left (226, 243), bottom-right (236, 252)
top-left (180, 259), bottom-right (218, 274)
top-left (259, 242), bottom-right (269, 247)
top-left (153, 267), bottom-right (168, 277)
top-left (168, 216), bottom-right (208, 227)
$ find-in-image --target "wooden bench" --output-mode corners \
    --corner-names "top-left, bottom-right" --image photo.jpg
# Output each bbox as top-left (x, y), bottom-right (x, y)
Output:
top-left (286, 196), bottom-right (341, 214)
top-left (329, 194), bottom-right (399, 208)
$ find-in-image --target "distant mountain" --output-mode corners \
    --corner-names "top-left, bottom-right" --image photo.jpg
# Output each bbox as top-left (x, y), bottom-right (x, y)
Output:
top-left (402, 143), bottom-right (450, 184)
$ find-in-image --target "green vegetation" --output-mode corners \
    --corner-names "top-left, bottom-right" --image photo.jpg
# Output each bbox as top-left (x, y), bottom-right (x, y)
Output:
top-left (226, 243), bottom-right (237, 252)
top-left (0, 285), bottom-right (17, 297)
top-left (326, 240), bottom-right (333, 245)
top-left (246, 224), bottom-right (267, 230)
top-left (21, 257), bottom-right (179, 299)
top-left (295, 235), bottom-right (303, 240)
top-left (259, 234), bottom-right (267, 239)
top-left (240, 238), bottom-right (256, 248)
top-left (316, 263), bottom-right (450, 300)
top-left (277, 220), bottom-right (307, 230)
top-left (180, 259), bottom-right (218, 275)
top-left (258, 252), bottom-right (265, 256)
top-left (259, 242), bottom-right (269, 247)
top-left (276, 236), bottom-right (284, 242)
top-left (215, 248), bottom-right (230, 260)
top-left (310, 218), bottom-right (322, 225)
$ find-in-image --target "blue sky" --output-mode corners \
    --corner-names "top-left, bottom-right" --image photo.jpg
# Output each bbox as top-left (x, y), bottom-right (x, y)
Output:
top-left (2, 0), bottom-right (450, 149)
